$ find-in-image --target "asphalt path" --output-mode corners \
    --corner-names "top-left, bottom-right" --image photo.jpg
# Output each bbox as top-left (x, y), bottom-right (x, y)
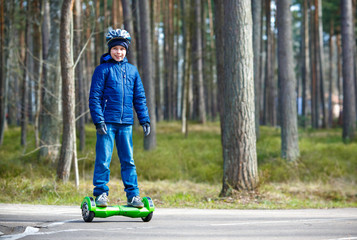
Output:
top-left (0, 204), bottom-right (356, 240)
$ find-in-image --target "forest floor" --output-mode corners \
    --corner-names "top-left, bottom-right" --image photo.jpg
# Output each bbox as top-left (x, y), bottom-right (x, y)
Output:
top-left (0, 122), bottom-right (356, 209)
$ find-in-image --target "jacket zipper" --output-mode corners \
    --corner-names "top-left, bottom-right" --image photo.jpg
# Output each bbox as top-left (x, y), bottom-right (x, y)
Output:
top-left (120, 63), bottom-right (124, 123)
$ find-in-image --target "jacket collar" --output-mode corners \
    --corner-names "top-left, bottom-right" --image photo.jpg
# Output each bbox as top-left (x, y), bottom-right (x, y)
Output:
top-left (100, 53), bottom-right (128, 64)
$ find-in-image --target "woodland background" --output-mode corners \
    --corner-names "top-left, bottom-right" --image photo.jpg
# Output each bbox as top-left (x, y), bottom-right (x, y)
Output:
top-left (0, 0), bottom-right (356, 197)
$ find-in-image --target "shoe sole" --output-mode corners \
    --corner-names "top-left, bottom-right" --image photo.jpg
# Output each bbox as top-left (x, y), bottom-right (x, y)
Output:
top-left (96, 202), bottom-right (108, 207)
top-left (127, 204), bottom-right (144, 208)
top-left (97, 204), bottom-right (108, 207)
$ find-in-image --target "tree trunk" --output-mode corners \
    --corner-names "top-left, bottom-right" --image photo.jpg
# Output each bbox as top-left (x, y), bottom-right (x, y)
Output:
top-left (173, 3), bottom-right (179, 120)
top-left (139, 0), bottom-right (156, 150)
top-left (113, 0), bottom-right (123, 28)
top-left (0, 0), bottom-right (5, 145)
top-left (312, 0), bottom-right (322, 128)
top-left (300, 0), bottom-right (310, 128)
top-left (252, 0), bottom-right (262, 138)
top-left (6, 0), bottom-right (18, 128)
top-left (74, 0), bottom-right (86, 152)
top-left (193, 0), bottom-right (206, 124)
top-left (317, 0), bottom-right (327, 128)
top-left (40, 0), bottom-right (61, 162)
top-left (154, 0), bottom-right (163, 122)
top-left (310, 0), bottom-right (319, 128)
top-left (220, 0), bottom-right (258, 195)
top-left (263, 0), bottom-right (276, 126)
top-left (277, 0), bottom-right (300, 161)
top-left (259, 0), bottom-right (265, 125)
top-left (181, 0), bottom-right (191, 135)
top-left (207, 0), bottom-right (217, 121)
top-left (94, 0), bottom-right (102, 66)
top-left (132, 0), bottom-right (141, 72)
top-left (336, 34), bottom-right (343, 125)
top-left (112, 0), bottom-right (118, 27)
top-left (27, 26), bottom-right (34, 126)
top-left (83, 1), bottom-right (93, 123)
top-left (32, 0), bottom-right (43, 148)
top-left (163, 0), bottom-right (174, 120)
top-left (21, 3), bottom-right (31, 147)
top-left (328, 20), bottom-right (334, 128)
top-left (57, 0), bottom-right (76, 182)
top-left (151, 0), bottom-right (159, 124)
top-left (341, 0), bottom-right (356, 142)
top-left (354, 0), bottom-right (357, 120)
top-left (182, 30), bottom-right (191, 136)
top-left (122, 0), bottom-right (138, 66)
top-left (213, 0), bottom-right (225, 146)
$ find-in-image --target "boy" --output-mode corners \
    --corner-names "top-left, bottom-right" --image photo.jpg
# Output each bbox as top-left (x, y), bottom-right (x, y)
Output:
top-left (89, 29), bottom-right (150, 208)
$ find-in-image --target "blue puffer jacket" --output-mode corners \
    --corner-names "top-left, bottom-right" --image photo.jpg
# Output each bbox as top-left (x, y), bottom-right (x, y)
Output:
top-left (89, 53), bottom-right (150, 126)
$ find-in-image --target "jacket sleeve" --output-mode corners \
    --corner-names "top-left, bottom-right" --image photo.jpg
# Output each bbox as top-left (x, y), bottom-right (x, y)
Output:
top-left (133, 69), bottom-right (150, 125)
top-left (89, 65), bottom-right (106, 125)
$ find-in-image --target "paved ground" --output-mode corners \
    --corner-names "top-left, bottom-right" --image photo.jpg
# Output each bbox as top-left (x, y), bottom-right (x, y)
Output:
top-left (0, 204), bottom-right (356, 240)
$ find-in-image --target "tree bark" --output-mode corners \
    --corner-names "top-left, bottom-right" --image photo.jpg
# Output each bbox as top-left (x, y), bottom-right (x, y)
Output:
top-left (263, 0), bottom-right (276, 126)
top-left (300, 0), bottom-right (310, 128)
top-left (6, 0), bottom-right (17, 127)
top-left (112, 0), bottom-right (123, 28)
top-left (207, 0), bottom-right (217, 121)
top-left (40, 0), bottom-right (61, 162)
top-left (94, 0), bottom-right (102, 66)
top-left (173, 3), bottom-right (179, 120)
top-left (181, 0), bottom-right (191, 135)
top-left (139, 0), bottom-right (156, 150)
top-left (193, 0), bottom-right (206, 124)
top-left (32, 0), bottom-right (43, 148)
top-left (74, 0), bottom-right (86, 152)
top-left (336, 34), bottom-right (343, 125)
top-left (328, 20), bottom-right (334, 128)
top-left (122, 0), bottom-right (138, 66)
top-left (310, 0), bottom-right (319, 128)
top-left (341, 0), bottom-right (356, 142)
top-left (252, 0), bottom-right (262, 138)
top-left (154, 0), bottom-right (163, 122)
top-left (317, 0), bottom-right (327, 128)
top-left (163, 0), bottom-right (174, 120)
top-left (21, 3), bottom-right (31, 146)
top-left (132, 0), bottom-right (141, 72)
top-left (83, 1), bottom-right (93, 123)
top-left (57, 0), bottom-right (77, 182)
top-left (277, 0), bottom-right (300, 161)
top-left (353, 0), bottom-right (357, 119)
top-left (182, 29), bottom-right (191, 136)
top-left (0, 0), bottom-right (5, 145)
top-left (220, 0), bottom-right (258, 195)
top-left (214, 0), bottom-right (225, 133)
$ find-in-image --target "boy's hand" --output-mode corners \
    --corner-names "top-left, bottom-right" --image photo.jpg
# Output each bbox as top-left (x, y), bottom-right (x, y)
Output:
top-left (96, 122), bottom-right (107, 135)
top-left (142, 123), bottom-right (151, 137)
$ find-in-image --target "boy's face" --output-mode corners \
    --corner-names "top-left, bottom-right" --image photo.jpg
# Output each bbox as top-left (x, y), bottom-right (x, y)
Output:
top-left (110, 45), bottom-right (127, 62)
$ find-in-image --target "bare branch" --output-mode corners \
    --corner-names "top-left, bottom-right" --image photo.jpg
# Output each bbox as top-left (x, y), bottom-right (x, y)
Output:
top-left (22, 144), bottom-right (61, 156)
top-left (75, 109), bottom-right (90, 122)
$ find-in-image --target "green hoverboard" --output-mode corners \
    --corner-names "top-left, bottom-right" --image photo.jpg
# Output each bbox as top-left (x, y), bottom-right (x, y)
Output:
top-left (81, 196), bottom-right (155, 222)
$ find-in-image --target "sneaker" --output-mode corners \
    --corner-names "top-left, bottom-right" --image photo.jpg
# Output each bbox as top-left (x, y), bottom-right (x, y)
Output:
top-left (95, 193), bottom-right (108, 207)
top-left (127, 196), bottom-right (144, 208)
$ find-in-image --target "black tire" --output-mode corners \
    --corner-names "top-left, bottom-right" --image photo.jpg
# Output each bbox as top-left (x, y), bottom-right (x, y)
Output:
top-left (82, 202), bottom-right (95, 222)
top-left (141, 212), bottom-right (153, 222)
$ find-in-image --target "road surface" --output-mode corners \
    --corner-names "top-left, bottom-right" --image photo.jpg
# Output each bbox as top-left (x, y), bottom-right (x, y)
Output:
top-left (0, 204), bottom-right (356, 240)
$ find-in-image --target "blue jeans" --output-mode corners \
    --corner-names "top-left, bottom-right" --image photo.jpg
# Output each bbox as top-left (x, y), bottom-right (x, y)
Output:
top-left (93, 124), bottom-right (139, 199)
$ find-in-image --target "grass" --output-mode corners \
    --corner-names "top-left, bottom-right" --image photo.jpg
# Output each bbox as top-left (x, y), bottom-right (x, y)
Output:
top-left (0, 122), bottom-right (356, 209)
